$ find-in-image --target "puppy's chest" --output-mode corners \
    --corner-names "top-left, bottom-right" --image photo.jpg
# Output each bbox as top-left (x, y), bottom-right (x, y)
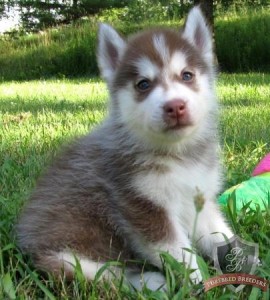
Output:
top-left (132, 160), bottom-right (218, 210)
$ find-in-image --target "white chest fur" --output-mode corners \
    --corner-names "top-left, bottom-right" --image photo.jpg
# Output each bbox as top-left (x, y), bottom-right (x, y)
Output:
top-left (132, 156), bottom-right (221, 233)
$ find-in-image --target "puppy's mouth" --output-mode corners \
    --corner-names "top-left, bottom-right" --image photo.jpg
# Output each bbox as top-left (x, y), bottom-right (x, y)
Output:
top-left (164, 118), bottom-right (193, 131)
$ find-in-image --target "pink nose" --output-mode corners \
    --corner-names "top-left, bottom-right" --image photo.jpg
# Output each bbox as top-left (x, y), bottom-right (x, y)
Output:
top-left (163, 99), bottom-right (186, 119)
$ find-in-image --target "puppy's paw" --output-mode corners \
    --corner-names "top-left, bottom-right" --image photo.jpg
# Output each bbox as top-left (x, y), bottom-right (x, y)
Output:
top-left (143, 271), bottom-right (167, 291)
top-left (189, 268), bottom-right (202, 284)
top-left (183, 251), bottom-right (202, 284)
top-left (126, 270), bottom-right (167, 291)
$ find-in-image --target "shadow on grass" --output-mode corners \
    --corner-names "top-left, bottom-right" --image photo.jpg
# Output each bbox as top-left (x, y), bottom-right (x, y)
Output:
top-left (0, 77), bottom-right (107, 114)
top-left (0, 98), bottom-right (106, 115)
top-left (220, 98), bottom-right (270, 108)
top-left (219, 73), bottom-right (270, 86)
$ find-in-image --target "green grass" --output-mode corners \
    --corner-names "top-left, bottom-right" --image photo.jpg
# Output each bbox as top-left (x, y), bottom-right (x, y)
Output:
top-left (215, 9), bottom-right (270, 72)
top-left (1, 73), bottom-right (270, 299)
top-left (219, 73), bottom-right (270, 186)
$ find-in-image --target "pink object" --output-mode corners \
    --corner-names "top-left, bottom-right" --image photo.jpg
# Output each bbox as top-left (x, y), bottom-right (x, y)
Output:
top-left (252, 153), bottom-right (270, 176)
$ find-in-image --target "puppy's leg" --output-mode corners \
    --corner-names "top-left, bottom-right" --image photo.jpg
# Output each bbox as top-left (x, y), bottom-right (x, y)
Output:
top-left (34, 251), bottom-right (118, 281)
top-left (128, 222), bottom-right (202, 285)
top-left (148, 228), bottom-right (202, 284)
top-left (35, 251), bottom-right (167, 291)
top-left (125, 236), bottom-right (201, 290)
top-left (122, 199), bottom-right (202, 285)
top-left (195, 201), bottom-right (233, 258)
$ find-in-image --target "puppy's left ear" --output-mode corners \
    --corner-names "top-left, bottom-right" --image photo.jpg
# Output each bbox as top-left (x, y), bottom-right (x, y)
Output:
top-left (183, 6), bottom-right (213, 63)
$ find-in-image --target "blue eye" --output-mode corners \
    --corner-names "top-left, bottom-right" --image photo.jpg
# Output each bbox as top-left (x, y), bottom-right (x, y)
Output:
top-left (136, 79), bottom-right (151, 91)
top-left (182, 71), bottom-right (194, 82)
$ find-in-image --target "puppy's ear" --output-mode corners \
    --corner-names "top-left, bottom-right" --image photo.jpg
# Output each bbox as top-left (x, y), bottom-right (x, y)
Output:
top-left (183, 6), bottom-right (213, 64)
top-left (97, 23), bottom-right (126, 83)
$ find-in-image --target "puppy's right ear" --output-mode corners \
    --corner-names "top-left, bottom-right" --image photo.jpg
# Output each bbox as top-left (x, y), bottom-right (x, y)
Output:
top-left (98, 23), bottom-right (126, 84)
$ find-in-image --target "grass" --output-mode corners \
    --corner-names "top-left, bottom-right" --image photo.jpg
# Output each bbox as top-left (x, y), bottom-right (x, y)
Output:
top-left (215, 8), bottom-right (270, 72)
top-left (1, 73), bottom-right (270, 299)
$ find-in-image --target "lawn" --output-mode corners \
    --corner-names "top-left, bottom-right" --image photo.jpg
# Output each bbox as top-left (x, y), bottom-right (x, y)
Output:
top-left (0, 73), bottom-right (270, 299)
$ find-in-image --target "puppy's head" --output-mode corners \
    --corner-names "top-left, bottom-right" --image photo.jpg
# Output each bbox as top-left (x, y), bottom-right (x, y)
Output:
top-left (98, 7), bottom-right (216, 147)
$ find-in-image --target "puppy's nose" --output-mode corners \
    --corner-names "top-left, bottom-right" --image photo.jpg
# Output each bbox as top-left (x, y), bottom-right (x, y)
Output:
top-left (163, 99), bottom-right (186, 118)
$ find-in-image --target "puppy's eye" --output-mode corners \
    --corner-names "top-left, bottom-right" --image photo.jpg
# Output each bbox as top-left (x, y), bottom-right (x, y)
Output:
top-left (182, 71), bottom-right (194, 82)
top-left (136, 79), bottom-right (151, 91)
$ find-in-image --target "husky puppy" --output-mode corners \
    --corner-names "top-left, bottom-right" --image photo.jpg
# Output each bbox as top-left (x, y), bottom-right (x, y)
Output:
top-left (17, 7), bottom-right (232, 290)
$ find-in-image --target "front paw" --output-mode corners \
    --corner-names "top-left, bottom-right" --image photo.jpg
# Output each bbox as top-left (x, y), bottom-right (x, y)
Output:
top-left (189, 268), bottom-right (202, 284)
top-left (126, 270), bottom-right (167, 291)
top-left (183, 251), bottom-right (202, 284)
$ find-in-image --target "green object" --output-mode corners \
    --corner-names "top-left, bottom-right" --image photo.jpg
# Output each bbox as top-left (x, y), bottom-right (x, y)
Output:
top-left (218, 172), bottom-right (270, 211)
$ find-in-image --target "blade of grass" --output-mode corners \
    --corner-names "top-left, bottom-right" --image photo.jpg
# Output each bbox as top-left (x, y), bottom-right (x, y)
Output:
top-left (1, 272), bottom-right (16, 300)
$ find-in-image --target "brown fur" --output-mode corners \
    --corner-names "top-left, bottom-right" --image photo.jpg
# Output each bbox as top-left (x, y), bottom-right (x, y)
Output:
top-left (122, 195), bottom-right (173, 243)
top-left (112, 28), bottom-right (209, 97)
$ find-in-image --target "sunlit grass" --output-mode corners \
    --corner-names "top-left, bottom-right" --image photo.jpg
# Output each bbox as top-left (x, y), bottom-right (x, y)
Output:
top-left (218, 73), bottom-right (270, 186)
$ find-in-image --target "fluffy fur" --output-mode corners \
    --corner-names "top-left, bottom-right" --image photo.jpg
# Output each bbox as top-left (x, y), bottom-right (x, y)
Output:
top-left (17, 7), bottom-right (233, 290)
